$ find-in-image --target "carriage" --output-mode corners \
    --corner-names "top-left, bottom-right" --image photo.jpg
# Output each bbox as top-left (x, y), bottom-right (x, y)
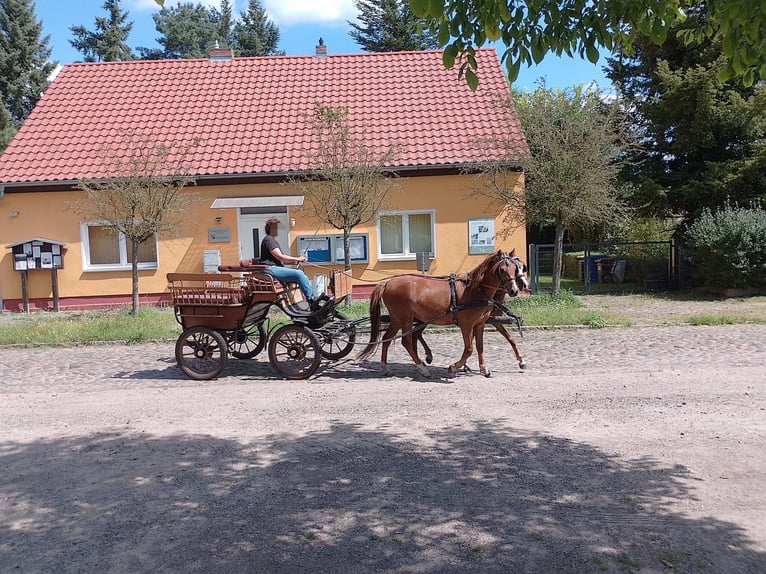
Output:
top-left (167, 264), bottom-right (358, 380)
top-left (168, 250), bottom-right (527, 381)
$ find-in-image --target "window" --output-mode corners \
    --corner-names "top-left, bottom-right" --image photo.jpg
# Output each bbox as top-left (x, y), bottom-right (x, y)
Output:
top-left (297, 234), bottom-right (369, 264)
top-left (81, 223), bottom-right (159, 271)
top-left (378, 210), bottom-right (435, 260)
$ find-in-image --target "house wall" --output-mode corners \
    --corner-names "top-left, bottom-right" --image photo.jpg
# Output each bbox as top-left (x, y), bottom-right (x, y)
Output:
top-left (0, 173), bottom-right (526, 311)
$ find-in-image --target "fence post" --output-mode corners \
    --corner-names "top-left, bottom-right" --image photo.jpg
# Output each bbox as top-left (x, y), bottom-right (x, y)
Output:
top-left (528, 244), bottom-right (537, 294)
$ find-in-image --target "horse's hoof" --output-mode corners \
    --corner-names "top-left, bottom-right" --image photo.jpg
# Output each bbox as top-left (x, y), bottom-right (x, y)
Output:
top-left (448, 365), bottom-right (457, 374)
top-left (519, 361), bottom-right (527, 370)
top-left (416, 364), bottom-right (431, 377)
top-left (425, 355), bottom-right (433, 365)
top-left (481, 368), bottom-right (492, 378)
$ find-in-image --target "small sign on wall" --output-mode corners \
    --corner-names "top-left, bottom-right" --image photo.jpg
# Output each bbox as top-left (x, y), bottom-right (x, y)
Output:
top-left (468, 218), bottom-right (495, 254)
top-left (208, 227), bottom-right (231, 243)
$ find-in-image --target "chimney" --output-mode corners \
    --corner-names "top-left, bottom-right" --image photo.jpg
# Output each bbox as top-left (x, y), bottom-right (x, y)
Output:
top-left (315, 37), bottom-right (327, 59)
top-left (209, 42), bottom-right (234, 61)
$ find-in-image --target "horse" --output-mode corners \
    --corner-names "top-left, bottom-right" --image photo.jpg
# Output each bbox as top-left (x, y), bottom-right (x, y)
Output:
top-left (357, 249), bottom-right (522, 377)
top-left (411, 251), bottom-right (528, 376)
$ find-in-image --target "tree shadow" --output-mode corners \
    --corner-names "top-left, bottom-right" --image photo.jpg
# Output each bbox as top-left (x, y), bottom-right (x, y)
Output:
top-left (1, 423), bottom-right (763, 573)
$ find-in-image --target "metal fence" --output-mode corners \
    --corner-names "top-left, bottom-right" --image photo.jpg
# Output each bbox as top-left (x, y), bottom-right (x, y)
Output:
top-left (528, 241), bottom-right (681, 295)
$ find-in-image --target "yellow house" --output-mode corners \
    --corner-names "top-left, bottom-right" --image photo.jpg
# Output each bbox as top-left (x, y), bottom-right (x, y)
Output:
top-left (0, 47), bottom-right (528, 311)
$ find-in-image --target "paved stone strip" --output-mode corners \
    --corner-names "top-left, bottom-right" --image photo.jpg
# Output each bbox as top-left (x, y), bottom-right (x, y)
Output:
top-left (1, 324), bottom-right (764, 392)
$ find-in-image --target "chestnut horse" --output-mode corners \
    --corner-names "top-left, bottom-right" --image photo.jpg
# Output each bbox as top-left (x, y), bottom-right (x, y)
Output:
top-left (413, 252), bottom-right (528, 376)
top-left (357, 249), bottom-right (522, 377)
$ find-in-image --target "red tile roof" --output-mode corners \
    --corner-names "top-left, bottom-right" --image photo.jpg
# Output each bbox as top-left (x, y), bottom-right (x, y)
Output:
top-left (0, 49), bottom-right (527, 186)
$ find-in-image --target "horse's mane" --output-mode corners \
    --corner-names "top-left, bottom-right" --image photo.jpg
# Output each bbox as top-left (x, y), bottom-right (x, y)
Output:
top-left (464, 250), bottom-right (504, 299)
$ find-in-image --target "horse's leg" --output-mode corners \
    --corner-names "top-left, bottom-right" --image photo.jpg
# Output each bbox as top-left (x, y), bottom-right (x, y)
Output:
top-left (448, 325), bottom-right (475, 374)
top-left (493, 323), bottom-right (526, 369)
top-left (474, 323), bottom-right (491, 377)
top-left (413, 322), bottom-right (433, 364)
top-left (401, 319), bottom-right (430, 377)
top-left (379, 321), bottom-right (399, 376)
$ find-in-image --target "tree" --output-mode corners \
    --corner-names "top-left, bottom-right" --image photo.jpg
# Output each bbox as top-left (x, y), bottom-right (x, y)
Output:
top-left (472, 83), bottom-right (636, 295)
top-left (349, 0), bottom-right (439, 52)
top-left (289, 104), bottom-right (399, 272)
top-left (606, 8), bottom-right (766, 226)
top-left (69, 0), bottom-right (134, 62)
top-left (139, 2), bottom-right (223, 60)
top-left (408, 0), bottom-right (766, 89)
top-left (231, 0), bottom-right (283, 57)
top-left (0, 0), bottom-right (55, 150)
top-left (217, 0), bottom-right (233, 48)
top-left (70, 131), bottom-right (199, 313)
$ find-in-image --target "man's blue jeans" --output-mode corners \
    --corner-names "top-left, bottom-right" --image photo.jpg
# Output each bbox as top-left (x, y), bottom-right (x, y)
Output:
top-left (263, 266), bottom-right (315, 300)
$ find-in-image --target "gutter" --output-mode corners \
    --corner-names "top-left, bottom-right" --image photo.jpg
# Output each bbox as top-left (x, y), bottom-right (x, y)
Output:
top-left (0, 161), bottom-right (525, 193)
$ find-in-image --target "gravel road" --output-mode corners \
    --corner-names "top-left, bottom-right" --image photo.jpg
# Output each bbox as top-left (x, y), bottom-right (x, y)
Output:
top-left (1, 320), bottom-right (765, 573)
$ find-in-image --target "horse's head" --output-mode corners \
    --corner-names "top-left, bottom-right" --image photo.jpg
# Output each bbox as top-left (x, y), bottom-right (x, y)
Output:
top-left (495, 249), bottom-right (529, 297)
top-left (495, 250), bottom-right (521, 297)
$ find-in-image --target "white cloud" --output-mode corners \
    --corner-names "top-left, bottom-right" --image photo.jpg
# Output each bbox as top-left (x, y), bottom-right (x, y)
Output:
top-left (129, 0), bottom-right (357, 24)
top-left (130, 0), bottom-right (223, 11)
top-left (263, 0), bottom-right (356, 25)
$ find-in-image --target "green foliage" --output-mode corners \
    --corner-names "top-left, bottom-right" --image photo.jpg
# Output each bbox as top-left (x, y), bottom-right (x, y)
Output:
top-left (409, 0), bottom-right (764, 89)
top-left (0, 0), bottom-right (56, 148)
top-left (607, 11), bottom-right (766, 224)
top-left (350, 0), bottom-right (439, 52)
top-left (69, 0), bottom-right (134, 62)
top-left (685, 202), bottom-right (766, 289)
top-left (139, 2), bottom-right (224, 59)
top-left (473, 82), bottom-right (636, 294)
top-left (231, 0), bottom-right (283, 56)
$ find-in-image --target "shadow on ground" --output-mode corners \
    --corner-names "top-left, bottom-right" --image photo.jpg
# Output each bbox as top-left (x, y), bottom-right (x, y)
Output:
top-left (2, 423), bottom-right (763, 573)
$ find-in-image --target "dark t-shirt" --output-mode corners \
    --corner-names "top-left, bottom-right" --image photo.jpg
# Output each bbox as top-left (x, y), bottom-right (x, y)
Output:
top-left (260, 235), bottom-right (284, 266)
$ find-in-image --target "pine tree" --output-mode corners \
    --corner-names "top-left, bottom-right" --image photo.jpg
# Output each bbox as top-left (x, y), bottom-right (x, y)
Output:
top-left (349, 0), bottom-right (439, 52)
top-left (232, 0), bottom-right (283, 57)
top-left (140, 3), bottom-right (224, 60)
top-left (69, 0), bottom-right (134, 62)
top-left (0, 0), bottom-right (55, 150)
top-left (216, 0), bottom-right (233, 48)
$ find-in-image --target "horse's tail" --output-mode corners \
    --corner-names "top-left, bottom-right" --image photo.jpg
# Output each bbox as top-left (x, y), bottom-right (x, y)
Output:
top-left (357, 282), bottom-right (385, 360)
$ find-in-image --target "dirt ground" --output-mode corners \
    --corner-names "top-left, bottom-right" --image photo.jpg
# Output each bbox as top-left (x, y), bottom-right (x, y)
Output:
top-left (1, 295), bottom-right (765, 573)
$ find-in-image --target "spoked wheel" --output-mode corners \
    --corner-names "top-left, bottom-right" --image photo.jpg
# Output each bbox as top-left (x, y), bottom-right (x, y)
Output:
top-left (228, 322), bottom-right (267, 359)
top-left (268, 324), bottom-right (322, 380)
top-left (175, 326), bottom-right (228, 380)
top-left (320, 311), bottom-right (356, 360)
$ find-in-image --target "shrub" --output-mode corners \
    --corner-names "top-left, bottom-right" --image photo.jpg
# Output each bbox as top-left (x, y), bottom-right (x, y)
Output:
top-left (685, 203), bottom-right (766, 289)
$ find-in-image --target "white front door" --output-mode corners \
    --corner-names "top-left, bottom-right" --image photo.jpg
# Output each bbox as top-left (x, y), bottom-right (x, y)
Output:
top-left (238, 213), bottom-right (291, 262)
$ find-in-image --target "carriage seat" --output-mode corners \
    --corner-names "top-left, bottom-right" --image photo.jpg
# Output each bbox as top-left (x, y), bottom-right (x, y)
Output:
top-left (216, 259), bottom-right (291, 301)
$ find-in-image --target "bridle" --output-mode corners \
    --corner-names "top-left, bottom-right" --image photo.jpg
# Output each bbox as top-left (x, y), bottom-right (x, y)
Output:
top-left (496, 252), bottom-right (521, 297)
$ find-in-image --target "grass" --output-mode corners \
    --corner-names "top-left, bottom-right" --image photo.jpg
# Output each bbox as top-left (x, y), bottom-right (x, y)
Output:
top-left (1, 291), bottom-right (764, 346)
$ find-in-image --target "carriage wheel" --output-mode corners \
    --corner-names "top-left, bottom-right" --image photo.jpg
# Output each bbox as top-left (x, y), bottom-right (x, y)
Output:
top-left (268, 324), bottom-right (322, 380)
top-left (229, 322), bottom-right (267, 359)
top-left (320, 311), bottom-right (357, 360)
top-left (175, 326), bottom-right (228, 380)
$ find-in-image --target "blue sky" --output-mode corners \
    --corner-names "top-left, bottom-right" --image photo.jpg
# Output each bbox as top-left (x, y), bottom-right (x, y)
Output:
top-left (36, 0), bottom-right (611, 91)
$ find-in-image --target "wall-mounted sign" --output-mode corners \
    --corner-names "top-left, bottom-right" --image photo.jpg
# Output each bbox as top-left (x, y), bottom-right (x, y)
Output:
top-left (468, 218), bottom-right (495, 254)
top-left (208, 227), bottom-right (231, 243)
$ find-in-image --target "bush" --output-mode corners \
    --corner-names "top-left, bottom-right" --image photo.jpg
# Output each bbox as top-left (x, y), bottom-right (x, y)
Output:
top-left (685, 203), bottom-right (766, 289)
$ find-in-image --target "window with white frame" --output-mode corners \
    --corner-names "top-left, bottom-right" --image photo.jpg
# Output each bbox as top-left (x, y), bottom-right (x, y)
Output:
top-left (81, 223), bottom-right (158, 271)
top-left (377, 210), bottom-right (435, 260)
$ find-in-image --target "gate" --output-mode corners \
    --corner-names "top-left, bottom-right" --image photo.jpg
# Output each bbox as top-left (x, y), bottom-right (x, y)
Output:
top-left (528, 241), bottom-right (680, 295)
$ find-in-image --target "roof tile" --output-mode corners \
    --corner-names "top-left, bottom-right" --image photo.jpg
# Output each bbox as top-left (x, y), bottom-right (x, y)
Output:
top-left (0, 50), bottom-right (527, 185)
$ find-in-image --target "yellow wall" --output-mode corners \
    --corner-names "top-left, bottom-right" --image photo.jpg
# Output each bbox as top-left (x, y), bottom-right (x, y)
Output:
top-left (0, 173), bottom-right (526, 304)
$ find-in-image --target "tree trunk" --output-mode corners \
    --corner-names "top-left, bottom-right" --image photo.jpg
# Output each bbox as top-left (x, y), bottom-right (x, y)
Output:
top-left (131, 239), bottom-right (140, 314)
top-left (342, 229), bottom-right (351, 272)
top-left (551, 215), bottom-right (565, 296)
